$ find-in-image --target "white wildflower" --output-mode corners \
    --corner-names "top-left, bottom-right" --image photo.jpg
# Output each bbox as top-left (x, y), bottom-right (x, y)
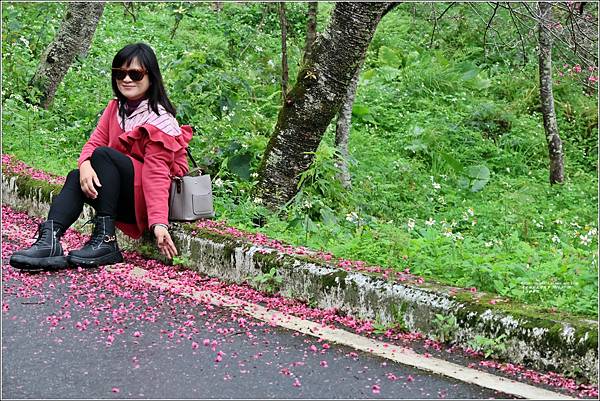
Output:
top-left (19, 36), bottom-right (29, 47)
top-left (253, 197), bottom-right (263, 204)
top-left (214, 178), bottom-right (224, 188)
top-left (467, 208), bottom-right (474, 216)
top-left (580, 235), bottom-right (591, 246)
top-left (255, 46), bottom-right (263, 53)
top-left (484, 241), bottom-right (494, 248)
top-left (250, 172), bottom-right (259, 178)
top-left (551, 235), bottom-right (561, 244)
top-left (407, 219), bottom-right (415, 231)
top-left (267, 59), bottom-right (275, 68)
top-left (432, 182), bottom-right (441, 190)
top-left (346, 212), bottom-right (359, 223)
top-left (453, 232), bottom-right (464, 241)
top-left (425, 218), bottom-right (435, 227)
top-left (554, 219), bottom-right (563, 225)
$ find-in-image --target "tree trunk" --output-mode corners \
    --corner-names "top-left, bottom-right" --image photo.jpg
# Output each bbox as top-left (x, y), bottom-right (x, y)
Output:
top-left (29, 2), bottom-right (105, 109)
top-left (303, 2), bottom-right (318, 62)
top-left (335, 59), bottom-right (363, 189)
top-left (332, 3), bottom-right (398, 190)
top-left (78, 4), bottom-right (105, 58)
top-left (211, 2), bottom-right (223, 12)
top-left (538, 2), bottom-right (564, 184)
top-left (278, 2), bottom-right (289, 103)
top-left (255, 2), bottom-right (392, 209)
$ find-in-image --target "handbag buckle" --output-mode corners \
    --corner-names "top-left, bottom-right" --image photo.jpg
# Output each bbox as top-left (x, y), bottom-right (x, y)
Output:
top-left (172, 176), bottom-right (182, 193)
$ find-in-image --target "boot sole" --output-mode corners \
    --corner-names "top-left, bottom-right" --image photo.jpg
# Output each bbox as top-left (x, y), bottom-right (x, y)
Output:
top-left (10, 255), bottom-right (68, 272)
top-left (67, 252), bottom-right (123, 268)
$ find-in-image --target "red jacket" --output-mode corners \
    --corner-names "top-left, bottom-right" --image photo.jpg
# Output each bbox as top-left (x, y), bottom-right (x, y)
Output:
top-left (78, 99), bottom-right (193, 239)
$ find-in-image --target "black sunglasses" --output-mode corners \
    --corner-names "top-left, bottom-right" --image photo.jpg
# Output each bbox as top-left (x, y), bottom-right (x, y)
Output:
top-left (112, 68), bottom-right (147, 81)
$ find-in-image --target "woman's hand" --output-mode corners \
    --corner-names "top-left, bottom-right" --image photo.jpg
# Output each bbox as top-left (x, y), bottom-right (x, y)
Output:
top-left (79, 160), bottom-right (101, 199)
top-left (154, 224), bottom-right (178, 259)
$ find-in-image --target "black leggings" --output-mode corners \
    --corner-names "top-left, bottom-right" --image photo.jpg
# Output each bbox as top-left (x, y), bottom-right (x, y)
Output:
top-left (48, 147), bottom-right (136, 229)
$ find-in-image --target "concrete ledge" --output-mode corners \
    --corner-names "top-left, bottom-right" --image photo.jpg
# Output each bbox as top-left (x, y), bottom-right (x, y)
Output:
top-left (2, 168), bottom-right (598, 383)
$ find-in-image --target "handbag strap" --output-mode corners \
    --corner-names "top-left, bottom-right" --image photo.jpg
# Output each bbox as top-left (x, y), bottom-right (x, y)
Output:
top-left (186, 148), bottom-right (198, 169)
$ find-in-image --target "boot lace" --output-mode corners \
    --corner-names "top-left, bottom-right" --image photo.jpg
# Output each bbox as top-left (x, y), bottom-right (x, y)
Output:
top-left (32, 223), bottom-right (53, 245)
top-left (82, 218), bottom-right (104, 248)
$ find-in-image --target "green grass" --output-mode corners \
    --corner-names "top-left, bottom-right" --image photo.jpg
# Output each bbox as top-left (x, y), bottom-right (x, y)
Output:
top-left (2, 2), bottom-right (597, 317)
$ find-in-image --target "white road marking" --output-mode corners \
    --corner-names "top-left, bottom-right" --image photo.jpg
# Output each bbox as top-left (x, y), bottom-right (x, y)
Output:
top-left (118, 266), bottom-right (577, 400)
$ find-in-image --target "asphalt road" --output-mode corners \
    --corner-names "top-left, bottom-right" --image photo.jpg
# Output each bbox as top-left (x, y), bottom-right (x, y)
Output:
top-left (2, 266), bottom-right (516, 400)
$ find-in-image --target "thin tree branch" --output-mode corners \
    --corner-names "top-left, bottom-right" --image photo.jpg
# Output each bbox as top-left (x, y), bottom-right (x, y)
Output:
top-left (483, 2), bottom-right (500, 57)
top-left (122, 1), bottom-right (136, 23)
top-left (429, 2), bottom-right (456, 48)
top-left (507, 3), bottom-right (528, 66)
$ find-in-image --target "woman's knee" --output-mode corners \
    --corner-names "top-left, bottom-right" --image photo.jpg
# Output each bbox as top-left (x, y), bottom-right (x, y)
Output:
top-left (65, 169), bottom-right (80, 184)
top-left (90, 146), bottom-right (112, 162)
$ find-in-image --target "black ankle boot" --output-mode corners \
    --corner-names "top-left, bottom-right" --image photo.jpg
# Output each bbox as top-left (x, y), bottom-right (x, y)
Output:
top-left (10, 220), bottom-right (67, 271)
top-left (67, 216), bottom-right (123, 268)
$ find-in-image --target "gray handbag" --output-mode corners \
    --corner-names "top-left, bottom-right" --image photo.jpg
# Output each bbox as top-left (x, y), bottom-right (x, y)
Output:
top-left (168, 148), bottom-right (215, 221)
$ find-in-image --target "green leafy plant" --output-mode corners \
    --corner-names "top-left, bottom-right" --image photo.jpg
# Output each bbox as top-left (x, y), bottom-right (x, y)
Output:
top-left (252, 267), bottom-right (283, 295)
top-left (467, 334), bottom-right (508, 358)
top-left (172, 255), bottom-right (191, 267)
top-left (373, 303), bottom-right (409, 334)
top-left (432, 313), bottom-right (459, 343)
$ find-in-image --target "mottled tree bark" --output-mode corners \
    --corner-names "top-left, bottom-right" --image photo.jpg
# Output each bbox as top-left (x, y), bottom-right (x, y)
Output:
top-left (278, 2), bottom-right (289, 103)
top-left (255, 2), bottom-right (392, 209)
top-left (333, 3), bottom-right (399, 190)
top-left (78, 3), bottom-right (105, 58)
top-left (303, 2), bottom-right (318, 62)
top-left (538, 2), bottom-right (564, 184)
top-left (29, 2), bottom-right (105, 109)
top-left (335, 59), bottom-right (363, 189)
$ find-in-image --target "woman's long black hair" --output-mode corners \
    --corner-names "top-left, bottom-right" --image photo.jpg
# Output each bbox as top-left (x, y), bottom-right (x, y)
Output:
top-left (111, 43), bottom-right (176, 129)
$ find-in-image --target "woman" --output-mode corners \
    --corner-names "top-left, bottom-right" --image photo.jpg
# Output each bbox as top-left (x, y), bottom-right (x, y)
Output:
top-left (10, 42), bottom-right (192, 271)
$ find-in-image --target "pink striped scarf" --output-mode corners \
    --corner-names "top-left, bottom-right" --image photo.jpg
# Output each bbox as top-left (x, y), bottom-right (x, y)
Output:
top-left (118, 99), bottom-right (182, 137)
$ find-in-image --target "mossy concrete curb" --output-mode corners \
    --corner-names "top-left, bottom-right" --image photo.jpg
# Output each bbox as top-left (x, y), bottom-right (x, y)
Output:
top-left (2, 170), bottom-right (598, 384)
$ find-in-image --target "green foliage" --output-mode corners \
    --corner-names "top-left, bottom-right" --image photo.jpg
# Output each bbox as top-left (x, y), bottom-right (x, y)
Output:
top-left (2, 2), bottom-right (597, 317)
top-left (252, 267), bottom-right (283, 295)
top-left (373, 303), bottom-right (408, 334)
top-left (432, 313), bottom-right (459, 344)
top-left (171, 255), bottom-right (191, 267)
top-left (467, 334), bottom-right (508, 359)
